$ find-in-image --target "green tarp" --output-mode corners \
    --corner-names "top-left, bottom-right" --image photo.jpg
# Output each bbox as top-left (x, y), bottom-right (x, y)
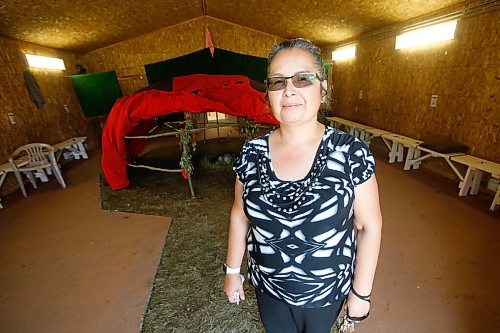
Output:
top-left (69, 71), bottom-right (122, 118)
top-left (145, 48), bottom-right (267, 85)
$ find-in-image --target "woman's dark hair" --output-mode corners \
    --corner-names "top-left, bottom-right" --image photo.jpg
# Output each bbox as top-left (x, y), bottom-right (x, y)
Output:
top-left (267, 38), bottom-right (325, 80)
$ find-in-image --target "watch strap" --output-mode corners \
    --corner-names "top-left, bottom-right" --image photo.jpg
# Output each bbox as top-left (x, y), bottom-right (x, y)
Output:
top-left (223, 263), bottom-right (241, 274)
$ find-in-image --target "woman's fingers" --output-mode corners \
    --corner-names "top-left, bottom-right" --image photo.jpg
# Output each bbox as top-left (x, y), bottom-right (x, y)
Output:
top-left (226, 286), bottom-right (245, 303)
top-left (224, 274), bottom-right (245, 303)
top-left (239, 288), bottom-right (246, 300)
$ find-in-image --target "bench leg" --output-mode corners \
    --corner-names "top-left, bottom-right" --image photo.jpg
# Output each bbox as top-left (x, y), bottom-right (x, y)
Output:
top-left (396, 144), bottom-right (404, 163)
top-left (404, 147), bottom-right (420, 171)
top-left (459, 167), bottom-right (474, 196)
top-left (0, 173), bottom-right (6, 208)
top-left (491, 186), bottom-right (500, 211)
top-left (34, 169), bottom-right (49, 182)
top-left (358, 130), bottom-right (366, 141)
top-left (363, 133), bottom-right (371, 146)
top-left (470, 170), bottom-right (483, 195)
top-left (66, 142), bottom-right (88, 160)
top-left (389, 142), bottom-right (403, 163)
top-left (76, 142), bottom-right (88, 159)
top-left (25, 171), bottom-right (38, 188)
top-left (459, 168), bottom-right (483, 196)
top-left (411, 149), bottom-right (421, 170)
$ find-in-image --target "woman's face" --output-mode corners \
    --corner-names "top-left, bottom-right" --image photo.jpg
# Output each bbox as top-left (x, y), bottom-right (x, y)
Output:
top-left (267, 48), bottom-right (325, 126)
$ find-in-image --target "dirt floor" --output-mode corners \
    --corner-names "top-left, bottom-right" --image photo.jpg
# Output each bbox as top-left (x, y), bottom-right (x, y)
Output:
top-left (101, 138), bottom-right (265, 332)
top-left (100, 137), bottom-right (500, 333)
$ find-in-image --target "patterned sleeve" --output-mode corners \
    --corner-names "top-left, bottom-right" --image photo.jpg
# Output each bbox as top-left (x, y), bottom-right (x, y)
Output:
top-left (233, 142), bottom-right (255, 183)
top-left (348, 138), bottom-right (375, 186)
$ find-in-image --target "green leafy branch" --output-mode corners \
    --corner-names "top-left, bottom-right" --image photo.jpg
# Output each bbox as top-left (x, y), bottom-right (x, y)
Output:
top-left (240, 118), bottom-right (260, 142)
top-left (179, 113), bottom-right (197, 175)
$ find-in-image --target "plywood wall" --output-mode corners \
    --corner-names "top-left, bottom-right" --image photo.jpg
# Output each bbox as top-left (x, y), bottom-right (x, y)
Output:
top-left (326, 10), bottom-right (499, 163)
top-left (0, 37), bottom-right (87, 164)
top-left (79, 16), bottom-right (282, 96)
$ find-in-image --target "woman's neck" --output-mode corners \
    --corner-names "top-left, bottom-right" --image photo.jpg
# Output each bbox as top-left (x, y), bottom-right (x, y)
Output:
top-left (274, 121), bottom-right (324, 145)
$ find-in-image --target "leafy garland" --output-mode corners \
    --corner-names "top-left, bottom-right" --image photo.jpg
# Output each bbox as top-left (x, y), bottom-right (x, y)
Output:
top-left (240, 118), bottom-right (260, 142)
top-left (180, 115), bottom-right (261, 175)
top-left (179, 113), bottom-right (196, 176)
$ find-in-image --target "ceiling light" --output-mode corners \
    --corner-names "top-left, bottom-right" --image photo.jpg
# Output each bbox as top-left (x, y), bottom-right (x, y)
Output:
top-left (332, 45), bottom-right (356, 61)
top-left (25, 54), bottom-right (66, 70)
top-left (395, 20), bottom-right (458, 50)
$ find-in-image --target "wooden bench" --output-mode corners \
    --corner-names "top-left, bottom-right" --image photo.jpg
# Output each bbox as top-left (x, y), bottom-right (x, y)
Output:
top-left (328, 117), bottom-right (422, 168)
top-left (53, 136), bottom-right (88, 161)
top-left (406, 145), bottom-right (466, 176)
top-left (449, 155), bottom-right (500, 211)
top-left (326, 116), bottom-right (498, 211)
top-left (381, 133), bottom-right (424, 170)
top-left (362, 127), bottom-right (392, 146)
top-left (327, 117), bottom-right (372, 140)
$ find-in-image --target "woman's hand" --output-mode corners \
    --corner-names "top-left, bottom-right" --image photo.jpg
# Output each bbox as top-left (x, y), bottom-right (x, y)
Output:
top-left (346, 291), bottom-right (370, 322)
top-left (224, 274), bottom-right (245, 303)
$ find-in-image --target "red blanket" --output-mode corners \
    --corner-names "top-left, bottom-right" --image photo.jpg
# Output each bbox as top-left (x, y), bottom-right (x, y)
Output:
top-left (102, 74), bottom-right (277, 190)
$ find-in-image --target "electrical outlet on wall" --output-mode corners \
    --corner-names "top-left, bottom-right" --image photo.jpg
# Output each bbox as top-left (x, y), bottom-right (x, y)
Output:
top-left (358, 90), bottom-right (363, 99)
top-left (430, 95), bottom-right (438, 107)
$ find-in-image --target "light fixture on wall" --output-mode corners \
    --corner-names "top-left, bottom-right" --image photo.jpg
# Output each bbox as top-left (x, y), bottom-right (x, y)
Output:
top-left (332, 45), bottom-right (356, 61)
top-left (395, 20), bottom-right (458, 50)
top-left (25, 54), bottom-right (66, 70)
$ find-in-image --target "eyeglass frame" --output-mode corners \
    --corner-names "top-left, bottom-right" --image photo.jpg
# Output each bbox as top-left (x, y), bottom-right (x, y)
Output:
top-left (265, 72), bottom-right (323, 91)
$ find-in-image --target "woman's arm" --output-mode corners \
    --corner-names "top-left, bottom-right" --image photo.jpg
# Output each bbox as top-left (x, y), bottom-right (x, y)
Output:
top-left (223, 179), bottom-right (250, 302)
top-left (347, 175), bottom-right (383, 319)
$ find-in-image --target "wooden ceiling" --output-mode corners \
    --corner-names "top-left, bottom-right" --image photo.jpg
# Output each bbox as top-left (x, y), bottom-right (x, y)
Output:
top-left (0, 0), bottom-right (467, 54)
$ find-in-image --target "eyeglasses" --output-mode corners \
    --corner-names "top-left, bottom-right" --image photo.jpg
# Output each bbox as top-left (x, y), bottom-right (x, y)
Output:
top-left (265, 72), bottom-right (321, 91)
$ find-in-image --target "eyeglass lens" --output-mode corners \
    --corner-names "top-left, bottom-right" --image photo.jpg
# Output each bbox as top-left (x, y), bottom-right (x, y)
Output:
top-left (266, 73), bottom-right (318, 91)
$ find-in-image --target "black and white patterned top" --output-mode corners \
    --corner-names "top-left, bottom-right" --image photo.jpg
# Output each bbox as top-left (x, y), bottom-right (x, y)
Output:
top-left (233, 126), bottom-right (375, 308)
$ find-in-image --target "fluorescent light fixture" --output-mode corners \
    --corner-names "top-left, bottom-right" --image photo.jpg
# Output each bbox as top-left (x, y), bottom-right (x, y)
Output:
top-left (332, 45), bottom-right (356, 61)
top-left (25, 54), bottom-right (66, 70)
top-left (395, 20), bottom-right (458, 50)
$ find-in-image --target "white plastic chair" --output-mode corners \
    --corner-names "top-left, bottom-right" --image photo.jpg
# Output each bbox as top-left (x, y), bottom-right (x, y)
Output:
top-left (9, 143), bottom-right (67, 197)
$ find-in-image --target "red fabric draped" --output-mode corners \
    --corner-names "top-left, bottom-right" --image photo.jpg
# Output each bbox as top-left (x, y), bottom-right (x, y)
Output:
top-left (101, 74), bottom-right (277, 190)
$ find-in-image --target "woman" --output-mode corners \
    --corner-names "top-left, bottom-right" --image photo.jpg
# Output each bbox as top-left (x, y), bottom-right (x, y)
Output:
top-left (224, 38), bottom-right (382, 333)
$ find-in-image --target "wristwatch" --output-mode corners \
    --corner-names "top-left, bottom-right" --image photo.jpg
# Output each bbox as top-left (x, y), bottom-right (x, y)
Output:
top-left (222, 263), bottom-right (241, 274)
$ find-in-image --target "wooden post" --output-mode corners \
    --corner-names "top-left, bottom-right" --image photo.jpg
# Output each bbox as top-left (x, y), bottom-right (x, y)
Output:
top-left (187, 173), bottom-right (195, 199)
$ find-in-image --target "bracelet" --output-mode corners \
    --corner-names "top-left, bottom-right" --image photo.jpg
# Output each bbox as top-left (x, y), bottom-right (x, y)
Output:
top-left (351, 287), bottom-right (371, 303)
top-left (223, 263), bottom-right (241, 274)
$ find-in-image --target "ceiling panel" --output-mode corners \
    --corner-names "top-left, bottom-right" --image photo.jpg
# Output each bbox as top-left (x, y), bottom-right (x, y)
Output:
top-left (206, 0), bottom-right (466, 45)
top-left (0, 0), bottom-right (202, 53)
top-left (0, 0), bottom-right (467, 53)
